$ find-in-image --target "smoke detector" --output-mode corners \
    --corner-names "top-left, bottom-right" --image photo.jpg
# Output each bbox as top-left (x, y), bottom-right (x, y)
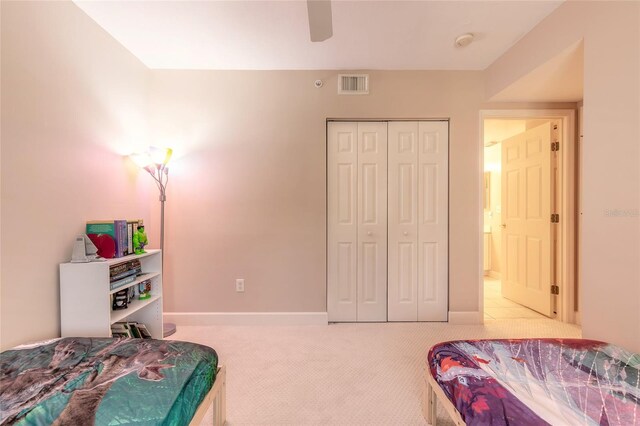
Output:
top-left (455, 33), bottom-right (475, 48)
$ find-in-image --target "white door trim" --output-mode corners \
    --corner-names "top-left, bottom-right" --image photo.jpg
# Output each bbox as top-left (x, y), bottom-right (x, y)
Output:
top-left (479, 109), bottom-right (577, 324)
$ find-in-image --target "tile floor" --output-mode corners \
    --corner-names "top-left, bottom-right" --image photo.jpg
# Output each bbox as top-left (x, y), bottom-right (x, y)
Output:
top-left (484, 276), bottom-right (547, 320)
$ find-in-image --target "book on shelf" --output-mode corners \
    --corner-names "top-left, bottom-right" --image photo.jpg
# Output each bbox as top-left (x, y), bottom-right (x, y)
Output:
top-left (109, 259), bottom-right (142, 281)
top-left (110, 322), bottom-right (131, 338)
top-left (115, 220), bottom-right (128, 257)
top-left (110, 267), bottom-right (141, 282)
top-left (110, 259), bottom-right (141, 276)
top-left (111, 321), bottom-right (152, 339)
top-left (86, 220), bottom-right (129, 259)
top-left (111, 332), bottom-right (130, 338)
top-left (86, 221), bottom-right (116, 259)
top-left (110, 261), bottom-right (128, 277)
top-left (136, 323), bottom-right (152, 339)
top-left (110, 274), bottom-right (138, 291)
top-left (127, 221), bottom-right (134, 255)
top-left (126, 220), bottom-right (141, 255)
top-left (127, 322), bottom-right (141, 338)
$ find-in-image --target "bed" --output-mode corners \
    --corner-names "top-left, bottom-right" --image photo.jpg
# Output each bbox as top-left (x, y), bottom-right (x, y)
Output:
top-left (424, 338), bottom-right (640, 426)
top-left (0, 337), bottom-right (226, 426)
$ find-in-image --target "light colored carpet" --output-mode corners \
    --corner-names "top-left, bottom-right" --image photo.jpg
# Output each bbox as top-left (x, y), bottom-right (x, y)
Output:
top-left (174, 319), bottom-right (581, 425)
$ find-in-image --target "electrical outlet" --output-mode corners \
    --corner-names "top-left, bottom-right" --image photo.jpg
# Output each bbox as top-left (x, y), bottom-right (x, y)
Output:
top-left (235, 279), bottom-right (245, 293)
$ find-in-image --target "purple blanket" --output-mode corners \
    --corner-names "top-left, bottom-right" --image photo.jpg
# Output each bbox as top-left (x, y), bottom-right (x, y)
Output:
top-left (428, 339), bottom-right (640, 425)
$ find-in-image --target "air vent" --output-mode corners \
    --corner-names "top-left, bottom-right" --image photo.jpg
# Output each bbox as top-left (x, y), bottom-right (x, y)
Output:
top-left (338, 74), bottom-right (369, 95)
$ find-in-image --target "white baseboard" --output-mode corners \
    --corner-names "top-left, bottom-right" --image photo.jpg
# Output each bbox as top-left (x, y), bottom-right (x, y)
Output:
top-left (448, 311), bottom-right (482, 324)
top-left (166, 311), bottom-right (484, 326)
top-left (164, 312), bottom-right (329, 326)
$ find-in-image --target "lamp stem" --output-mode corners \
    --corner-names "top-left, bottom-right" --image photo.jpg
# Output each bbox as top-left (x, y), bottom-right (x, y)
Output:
top-left (155, 167), bottom-right (175, 338)
top-left (160, 196), bottom-right (165, 260)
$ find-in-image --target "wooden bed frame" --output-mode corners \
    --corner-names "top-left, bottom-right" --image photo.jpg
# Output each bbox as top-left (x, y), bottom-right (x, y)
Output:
top-left (422, 364), bottom-right (464, 426)
top-left (190, 365), bottom-right (227, 426)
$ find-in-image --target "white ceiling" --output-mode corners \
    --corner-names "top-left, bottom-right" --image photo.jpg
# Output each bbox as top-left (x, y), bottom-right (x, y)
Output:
top-left (74, 0), bottom-right (563, 70)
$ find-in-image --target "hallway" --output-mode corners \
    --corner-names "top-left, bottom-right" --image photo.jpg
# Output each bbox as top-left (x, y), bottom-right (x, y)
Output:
top-left (484, 277), bottom-right (547, 320)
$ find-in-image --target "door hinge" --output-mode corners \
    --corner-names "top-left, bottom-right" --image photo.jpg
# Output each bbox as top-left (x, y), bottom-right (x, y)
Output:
top-left (551, 141), bottom-right (560, 151)
top-left (551, 285), bottom-right (560, 295)
top-left (551, 213), bottom-right (560, 223)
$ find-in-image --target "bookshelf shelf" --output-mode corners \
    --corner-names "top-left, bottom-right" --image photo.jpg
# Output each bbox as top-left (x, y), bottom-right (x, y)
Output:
top-left (99, 249), bottom-right (161, 266)
top-left (110, 295), bottom-right (161, 324)
top-left (60, 250), bottom-right (163, 339)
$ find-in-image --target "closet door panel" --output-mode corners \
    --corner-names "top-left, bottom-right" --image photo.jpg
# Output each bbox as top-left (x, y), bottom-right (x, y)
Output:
top-left (388, 122), bottom-right (419, 321)
top-left (328, 122), bottom-right (358, 321)
top-left (417, 121), bottom-right (449, 321)
top-left (357, 122), bottom-right (388, 321)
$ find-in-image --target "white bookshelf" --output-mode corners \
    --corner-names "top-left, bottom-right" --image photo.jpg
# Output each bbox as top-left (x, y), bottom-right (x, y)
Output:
top-left (60, 249), bottom-right (163, 339)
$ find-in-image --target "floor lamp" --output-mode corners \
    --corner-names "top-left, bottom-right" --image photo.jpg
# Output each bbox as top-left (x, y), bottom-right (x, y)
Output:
top-left (131, 146), bottom-right (177, 338)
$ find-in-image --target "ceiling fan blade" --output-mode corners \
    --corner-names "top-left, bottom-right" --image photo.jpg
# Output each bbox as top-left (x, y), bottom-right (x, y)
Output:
top-left (307, 0), bottom-right (333, 42)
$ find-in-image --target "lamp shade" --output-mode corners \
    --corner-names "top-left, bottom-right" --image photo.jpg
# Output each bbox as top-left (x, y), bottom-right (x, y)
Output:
top-left (130, 152), bottom-right (153, 168)
top-left (149, 146), bottom-right (173, 165)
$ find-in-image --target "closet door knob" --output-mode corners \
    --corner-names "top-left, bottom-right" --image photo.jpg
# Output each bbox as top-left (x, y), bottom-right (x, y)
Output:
top-left (403, 231), bottom-right (408, 236)
top-left (367, 231), bottom-right (372, 236)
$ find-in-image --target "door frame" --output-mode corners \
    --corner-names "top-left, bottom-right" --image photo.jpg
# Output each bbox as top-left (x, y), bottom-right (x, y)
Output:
top-left (478, 109), bottom-right (577, 323)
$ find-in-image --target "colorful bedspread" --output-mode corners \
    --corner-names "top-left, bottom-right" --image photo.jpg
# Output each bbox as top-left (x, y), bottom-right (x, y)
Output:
top-left (0, 338), bottom-right (218, 425)
top-left (428, 339), bottom-right (640, 426)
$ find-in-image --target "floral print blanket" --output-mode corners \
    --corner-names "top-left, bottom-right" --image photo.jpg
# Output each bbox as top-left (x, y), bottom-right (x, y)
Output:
top-left (428, 339), bottom-right (640, 425)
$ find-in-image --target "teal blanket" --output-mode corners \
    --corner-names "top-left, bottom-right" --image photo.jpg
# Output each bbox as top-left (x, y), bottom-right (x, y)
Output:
top-left (0, 338), bottom-right (218, 425)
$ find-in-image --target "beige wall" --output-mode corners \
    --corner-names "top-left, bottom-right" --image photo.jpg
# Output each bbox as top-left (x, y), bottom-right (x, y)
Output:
top-left (486, 1), bottom-right (640, 352)
top-left (149, 70), bottom-right (488, 314)
top-left (0, 2), bottom-right (152, 350)
top-left (148, 71), bottom-right (575, 316)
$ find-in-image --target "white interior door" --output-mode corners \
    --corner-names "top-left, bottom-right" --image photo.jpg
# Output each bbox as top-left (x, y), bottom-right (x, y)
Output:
top-left (417, 121), bottom-right (448, 321)
top-left (501, 122), bottom-right (552, 316)
top-left (357, 122), bottom-right (388, 321)
top-left (328, 122), bottom-right (358, 321)
top-left (388, 122), bottom-right (419, 321)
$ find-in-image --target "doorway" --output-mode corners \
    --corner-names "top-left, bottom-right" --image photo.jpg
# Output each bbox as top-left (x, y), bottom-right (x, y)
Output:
top-left (479, 110), bottom-right (577, 323)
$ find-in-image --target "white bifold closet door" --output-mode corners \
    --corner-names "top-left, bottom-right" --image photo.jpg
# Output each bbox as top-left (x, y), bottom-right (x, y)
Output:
top-left (328, 120), bottom-right (448, 322)
top-left (327, 122), bottom-right (388, 322)
top-left (388, 121), bottom-right (448, 321)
